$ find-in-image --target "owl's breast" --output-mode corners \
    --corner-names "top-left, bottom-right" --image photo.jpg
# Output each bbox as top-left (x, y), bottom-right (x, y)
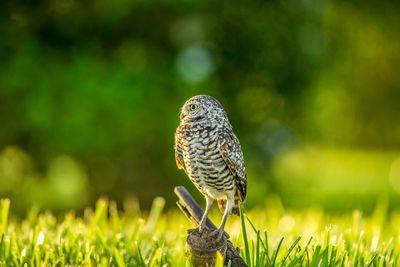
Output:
top-left (180, 127), bottom-right (219, 168)
top-left (179, 127), bottom-right (234, 196)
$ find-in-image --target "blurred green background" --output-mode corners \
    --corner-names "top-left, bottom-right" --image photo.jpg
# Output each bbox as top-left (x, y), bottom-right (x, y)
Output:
top-left (1, 0), bottom-right (400, 215)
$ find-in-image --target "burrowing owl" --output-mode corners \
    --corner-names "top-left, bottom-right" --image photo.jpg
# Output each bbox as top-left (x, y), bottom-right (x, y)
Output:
top-left (175, 95), bottom-right (247, 240)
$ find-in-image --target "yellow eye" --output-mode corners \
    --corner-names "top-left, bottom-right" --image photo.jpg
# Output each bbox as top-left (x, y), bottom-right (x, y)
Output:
top-left (190, 104), bottom-right (197, 111)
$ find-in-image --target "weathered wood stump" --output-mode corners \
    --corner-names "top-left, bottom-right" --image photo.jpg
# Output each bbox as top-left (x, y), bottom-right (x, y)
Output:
top-left (175, 186), bottom-right (247, 267)
top-left (186, 227), bottom-right (227, 267)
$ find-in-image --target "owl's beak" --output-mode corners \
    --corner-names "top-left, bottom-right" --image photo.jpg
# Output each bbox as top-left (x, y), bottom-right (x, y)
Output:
top-left (180, 110), bottom-right (186, 120)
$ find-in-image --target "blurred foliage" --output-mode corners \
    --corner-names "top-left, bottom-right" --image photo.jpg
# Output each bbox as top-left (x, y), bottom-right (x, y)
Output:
top-left (0, 0), bottom-right (399, 214)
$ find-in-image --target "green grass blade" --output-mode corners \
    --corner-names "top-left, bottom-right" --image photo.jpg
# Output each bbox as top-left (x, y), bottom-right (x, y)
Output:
top-left (256, 230), bottom-right (260, 267)
top-left (367, 253), bottom-right (377, 267)
top-left (246, 216), bottom-right (267, 251)
top-left (145, 197), bottom-right (165, 233)
top-left (240, 203), bottom-right (251, 266)
top-left (114, 247), bottom-right (126, 267)
top-left (272, 237), bottom-right (284, 267)
top-left (89, 198), bottom-right (108, 233)
top-left (311, 245), bottom-right (321, 267)
top-left (280, 236), bottom-right (301, 267)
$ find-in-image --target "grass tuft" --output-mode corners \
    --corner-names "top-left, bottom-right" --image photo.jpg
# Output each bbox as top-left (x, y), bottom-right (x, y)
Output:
top-left (0, 197), bottom-right (399, 266)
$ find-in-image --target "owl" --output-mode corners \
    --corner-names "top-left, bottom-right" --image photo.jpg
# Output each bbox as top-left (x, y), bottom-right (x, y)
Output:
top-left (175, 95), bottom-right (247, 240)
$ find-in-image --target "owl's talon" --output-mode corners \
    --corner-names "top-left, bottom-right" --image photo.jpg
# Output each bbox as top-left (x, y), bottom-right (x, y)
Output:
top-left (198, 225), bottom-right (204, 233)
top-left (217, 231), bottom-right (224, 242)
top-left (209, 229), bottom-right (218, 237)
top-left (198, 220), bottom-right (209, 234)
top-left (209, 229), bottom-right (228, 242)
top-left (212, 229), bottom-right (224, 242)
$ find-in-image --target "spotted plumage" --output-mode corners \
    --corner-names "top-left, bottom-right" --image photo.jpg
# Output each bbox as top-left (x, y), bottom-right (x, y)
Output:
top-left (175, 95), bottom-right (247, 239)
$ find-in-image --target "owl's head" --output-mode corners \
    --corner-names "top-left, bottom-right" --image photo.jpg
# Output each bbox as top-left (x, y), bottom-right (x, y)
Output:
top-left (180, 95), bottom-right (228, 124)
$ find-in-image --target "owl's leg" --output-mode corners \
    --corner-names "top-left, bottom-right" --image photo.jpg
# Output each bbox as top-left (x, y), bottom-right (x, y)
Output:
top-left (212, 196), bottom-right (234, 241)
top-left (198, 196), bottom-right (214, 233)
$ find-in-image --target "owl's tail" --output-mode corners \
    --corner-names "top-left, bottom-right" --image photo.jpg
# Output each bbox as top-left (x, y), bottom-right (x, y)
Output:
top-left (217, 197), bottom-right (242, 216)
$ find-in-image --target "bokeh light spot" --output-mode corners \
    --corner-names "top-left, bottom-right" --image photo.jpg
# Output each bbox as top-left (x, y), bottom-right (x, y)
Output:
top-left (48, 156), bottom-right (88, 206)
top-left (176, 44), bottom-right (215, 84)
top-left (278, 215), bottom-right (295, 232)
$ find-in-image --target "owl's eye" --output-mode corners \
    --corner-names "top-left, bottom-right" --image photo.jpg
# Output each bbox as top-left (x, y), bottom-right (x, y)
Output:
top-left (190, 104), bottom-right (198, 111)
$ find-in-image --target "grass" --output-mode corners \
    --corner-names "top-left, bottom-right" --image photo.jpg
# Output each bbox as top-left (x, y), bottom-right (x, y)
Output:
top-left (0, 197), bottom-right (399, 266)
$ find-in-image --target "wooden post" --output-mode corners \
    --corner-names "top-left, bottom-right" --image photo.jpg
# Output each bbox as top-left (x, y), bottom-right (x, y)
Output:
top-left (175, 186), bottom-right (248, 267)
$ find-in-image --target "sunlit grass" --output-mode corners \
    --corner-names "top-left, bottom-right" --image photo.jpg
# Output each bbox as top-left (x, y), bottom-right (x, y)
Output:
top-left (0, 198), bottom-right (399, 266)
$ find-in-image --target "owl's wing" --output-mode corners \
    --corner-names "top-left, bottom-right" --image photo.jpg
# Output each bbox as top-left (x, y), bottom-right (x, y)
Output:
top-left (175, 132), bottom-right (186, 171)
top-left (218, 131), bottom-right (247, 202)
